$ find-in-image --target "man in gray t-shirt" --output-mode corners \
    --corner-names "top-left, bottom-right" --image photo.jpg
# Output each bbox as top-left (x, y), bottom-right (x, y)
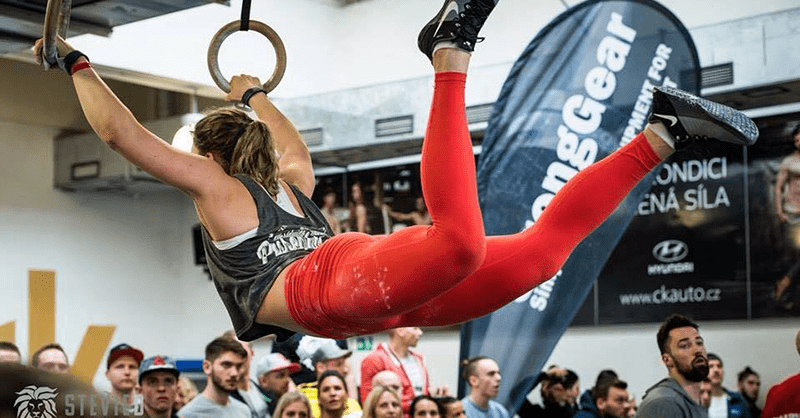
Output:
top-left (178, 337), bottom-right (251, 418)
top-left (461, 356), bottom-right (509, 418)
top-left (179, 393), bottom-right (251, 418)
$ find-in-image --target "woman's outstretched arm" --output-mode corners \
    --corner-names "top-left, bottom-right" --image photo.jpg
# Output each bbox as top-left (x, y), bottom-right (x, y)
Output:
top-left (34, 37), bottom-right (225, 198)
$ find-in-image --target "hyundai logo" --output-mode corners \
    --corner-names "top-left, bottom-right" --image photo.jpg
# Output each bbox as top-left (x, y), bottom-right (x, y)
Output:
top-left (652, 240), bottom-right (689, 263)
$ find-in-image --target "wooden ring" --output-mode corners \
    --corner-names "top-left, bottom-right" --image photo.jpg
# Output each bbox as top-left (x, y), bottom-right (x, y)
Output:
top-left (207, 20), bottom-right (287, 94)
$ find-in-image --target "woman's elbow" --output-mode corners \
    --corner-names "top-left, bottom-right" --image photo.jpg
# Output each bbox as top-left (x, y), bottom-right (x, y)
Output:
top-left (97, 120), bottom-right (140, 150)
top-left (90, 120), bottom-right (120, 147)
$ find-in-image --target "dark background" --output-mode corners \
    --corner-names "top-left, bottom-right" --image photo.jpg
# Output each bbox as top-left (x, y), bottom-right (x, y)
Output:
top-left (313, 113), bottom-right (800, 324)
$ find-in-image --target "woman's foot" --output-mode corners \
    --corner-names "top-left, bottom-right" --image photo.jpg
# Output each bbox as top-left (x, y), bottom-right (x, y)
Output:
top-left (417, 0), bottom-right (499, 61)
top-left (648, 87), bottom-right (760, 150)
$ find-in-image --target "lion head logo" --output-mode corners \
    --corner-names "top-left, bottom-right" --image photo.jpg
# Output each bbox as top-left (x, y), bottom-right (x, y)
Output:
top-left (14, 385), bottom-right (58, 418)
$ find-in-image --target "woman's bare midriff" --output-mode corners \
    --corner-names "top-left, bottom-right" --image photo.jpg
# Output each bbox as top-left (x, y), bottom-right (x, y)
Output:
top-left (257, 260), bottom-right (310, 334)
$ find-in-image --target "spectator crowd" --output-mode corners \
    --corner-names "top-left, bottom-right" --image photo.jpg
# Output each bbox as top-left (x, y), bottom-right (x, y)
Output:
top-left (0, 316), bottom-right (797, 418)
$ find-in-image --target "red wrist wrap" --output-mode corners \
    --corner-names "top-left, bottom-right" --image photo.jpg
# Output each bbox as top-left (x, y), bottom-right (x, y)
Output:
top-left (70, 61), bottom-right (92, 75)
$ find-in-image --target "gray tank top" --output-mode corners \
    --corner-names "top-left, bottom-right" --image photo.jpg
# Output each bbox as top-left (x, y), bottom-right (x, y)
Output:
top-left (201, 175), bottom-right (334, 341)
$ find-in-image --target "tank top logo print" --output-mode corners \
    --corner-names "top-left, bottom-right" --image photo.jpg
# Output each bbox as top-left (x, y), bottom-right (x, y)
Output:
top-left (256, 226), bottom-right (329, 264)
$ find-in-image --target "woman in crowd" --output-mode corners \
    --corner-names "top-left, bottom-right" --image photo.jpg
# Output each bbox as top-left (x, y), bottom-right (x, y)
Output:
top-left (174, 377), bottom-right (199, 412)
top-left (320, 189), bottom-right (343, 235)
top-left (348, 182), bottom-right (370, 234)
top-left (319, 371), bottom-right (361, 418)
top-left (362, 386), bottom-right (403, 418)
top-left (410, 395), bottom-right (444, 418)
top-left (274, 391), bottom-right (313, 418)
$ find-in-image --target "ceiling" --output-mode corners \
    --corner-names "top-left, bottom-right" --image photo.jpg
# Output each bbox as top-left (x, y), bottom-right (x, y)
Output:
top-left (707, 79), bottom-right (800, 111)
top-left (0, 0), bottom-right (227, 54)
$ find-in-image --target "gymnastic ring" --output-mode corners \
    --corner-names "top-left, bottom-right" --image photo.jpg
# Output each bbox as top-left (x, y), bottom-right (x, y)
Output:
top-left (42, 0), bottom-right (72, 70)
top-left (207, 20), bottom-right (287, 94)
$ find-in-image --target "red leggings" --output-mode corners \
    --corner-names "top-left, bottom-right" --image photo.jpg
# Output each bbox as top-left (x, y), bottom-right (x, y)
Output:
top-left (284, 72), bottom-right (662, 338)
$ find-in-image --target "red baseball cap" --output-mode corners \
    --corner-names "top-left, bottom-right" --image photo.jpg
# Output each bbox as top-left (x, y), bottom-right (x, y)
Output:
top-left (107, 343), bottom-right (144, 370)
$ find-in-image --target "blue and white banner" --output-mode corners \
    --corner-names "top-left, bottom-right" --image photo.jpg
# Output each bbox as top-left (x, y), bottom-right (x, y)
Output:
top-left (462, 0), bottom-right (700, 410)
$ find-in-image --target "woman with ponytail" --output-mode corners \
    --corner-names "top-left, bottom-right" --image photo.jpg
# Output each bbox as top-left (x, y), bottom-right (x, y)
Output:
top-left (34, 0), bottom-right (757, 342)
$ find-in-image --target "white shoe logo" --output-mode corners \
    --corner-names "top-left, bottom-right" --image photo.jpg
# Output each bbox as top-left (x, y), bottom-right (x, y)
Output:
top-left (434, 1), bottom-right (460, 36)
top-left (653, 113), bottom-right (678, 127)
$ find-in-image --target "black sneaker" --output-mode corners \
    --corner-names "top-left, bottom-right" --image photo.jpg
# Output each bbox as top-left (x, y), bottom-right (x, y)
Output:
top-left (649, 86), bottom-right (759, 149)
top-left (417, 0), bottom-right (499, 60)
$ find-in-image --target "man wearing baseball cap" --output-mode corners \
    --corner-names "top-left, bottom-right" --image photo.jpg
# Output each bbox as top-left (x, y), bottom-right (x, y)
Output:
top-left (106, 343), bottom-right (144, 412)
top-left (296, 337), bottom-right (361, 418)
top-left (255, 353), bottom-right (301, 415)
top-left (139, 355), bottom-right (181, 418)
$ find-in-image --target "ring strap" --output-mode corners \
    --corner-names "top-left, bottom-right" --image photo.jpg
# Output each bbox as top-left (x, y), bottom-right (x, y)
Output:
top-left (240, 0), bottom-right (252, 31)
top-left (63, 50), bottom-right (88, 75)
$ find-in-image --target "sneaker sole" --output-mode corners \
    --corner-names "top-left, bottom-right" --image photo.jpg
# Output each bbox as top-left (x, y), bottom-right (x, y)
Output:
top-left (657, 87), bottom-right (759, 146)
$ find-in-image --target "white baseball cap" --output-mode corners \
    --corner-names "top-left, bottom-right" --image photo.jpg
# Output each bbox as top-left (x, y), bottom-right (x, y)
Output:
top-left (255, 353), bottom-right (301, 377)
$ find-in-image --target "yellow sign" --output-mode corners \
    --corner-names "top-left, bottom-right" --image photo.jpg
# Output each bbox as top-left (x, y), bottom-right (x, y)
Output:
top-left (3, 269), bottom-right (116, 384)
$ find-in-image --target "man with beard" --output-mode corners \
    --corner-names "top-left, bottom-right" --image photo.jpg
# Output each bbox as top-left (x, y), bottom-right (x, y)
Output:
top-left (636, 314), bottom-right (709, 418)
top-left (706, 354), bottom-right (750, 418)
top-left (179, 337), bottom-right (250, 418)
top-left (225, 333), bottom-right (269, 418)
top-left (736, 367), bottom-right (761, 418)
top-left (760, 329), bottom-right (800, 418)
top-left (461, 356), bottom-right (509, 418)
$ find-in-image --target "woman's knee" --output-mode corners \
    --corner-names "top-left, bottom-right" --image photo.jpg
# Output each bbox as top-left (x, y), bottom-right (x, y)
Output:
top-left (441, 230), bottom-right (486, 275)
